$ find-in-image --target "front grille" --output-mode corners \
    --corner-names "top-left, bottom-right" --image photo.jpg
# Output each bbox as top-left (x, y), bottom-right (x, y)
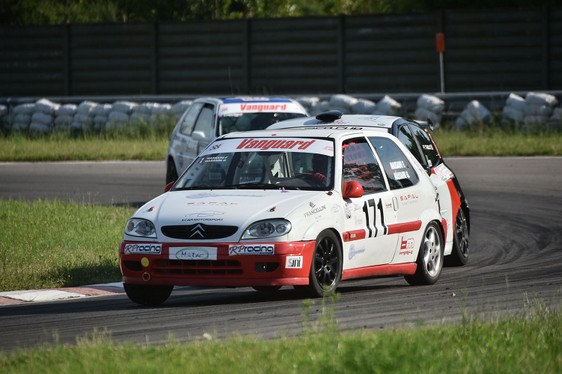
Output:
top-left (161, 223), bottom-right (238, 240)
top-left (154, 259), bottom-right (243, 275)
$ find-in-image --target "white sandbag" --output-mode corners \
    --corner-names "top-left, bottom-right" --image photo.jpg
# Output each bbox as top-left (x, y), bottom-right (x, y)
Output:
top-left (35, 98), bottom-right (59, 115)
top-left (414, 107), bottom-right (441, 124)
top-left (133, 103), bottom-right (153, 115)
top-left (551, 107), bottom-right (562, 121)
top-left (77, 101), bottom-right (98, 115)
top-left (54, 115), bottom-right (73, 131)
top-left (329, 94), bottom-right (358, 113)
top-left (57, 104), bottom-right (77, 117)
top-left (0, 104), bottom-right (7, 117)
top-left (416, 94), bottom-right (445, 113)
top-left (92, 103), bottom-right (112, 116)
top-left (309, 100), bottom-right (331, 116)
top-left (505, 93), bottom-right (526, 112)
top-left (29, 122), bottom-right (52, 135)
top-left (13, 103), bottom-right (35, 115)
top-left (112, 101), bottom-right (137, 114)
top-left (171, 100), bottom-right (192, 116)
top-left (31, 112), bottom-right (53, 126)
top-left (502, 106), bottom-right (524, 122)
top-left (351, 98), bottom-right (376, 114)
top-left (460, 100), bottom-right (491, 125)
top-left (108, 111), bottom-right (130, 125)
top-left (296, 97), bottom-right (320, 110)
top-left (373, 95), bottom-right (401, 115)
top-left (13, 113), bottom-right (31, 126)
top-left (524, 104), bottom-right (553, 117)
top-left (130, 112), bottom-right (150, 124)
top-left (151, 103), bottom-right (171, 115)
top-left (525, 92), bottom-right (558, 107)
top-left (454, 116), bottom-right (468, 129)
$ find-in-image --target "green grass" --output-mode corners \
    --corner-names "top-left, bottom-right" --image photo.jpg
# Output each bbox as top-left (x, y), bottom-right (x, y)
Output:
top-left (0, 200), bottom-right (133, 291)
top-left (432, 128), bottom-right (562, 156)
top-left (0, 126), bottom-right (561, 161)
top-left (0, 301), bottom-right (560, 373)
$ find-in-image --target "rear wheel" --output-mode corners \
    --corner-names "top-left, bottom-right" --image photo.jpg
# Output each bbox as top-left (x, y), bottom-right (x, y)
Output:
top-left (405, 222), bottom-right (444, 285)
top-left (446, 208), bottom-right (469, 266)
top-left (295, 230), bottom-right (342, 297)
top-left (124, 283), bottom-right (173, 306)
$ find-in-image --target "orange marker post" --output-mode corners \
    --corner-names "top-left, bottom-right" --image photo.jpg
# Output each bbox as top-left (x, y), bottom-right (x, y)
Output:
top-left (436, 32), bottom-right (445, 93)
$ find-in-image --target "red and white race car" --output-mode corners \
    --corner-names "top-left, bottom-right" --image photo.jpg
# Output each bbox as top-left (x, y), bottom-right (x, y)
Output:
top-left (121, 125), bottom-right (449, 305)
top-left (269, 111), bottom-right (470, 267)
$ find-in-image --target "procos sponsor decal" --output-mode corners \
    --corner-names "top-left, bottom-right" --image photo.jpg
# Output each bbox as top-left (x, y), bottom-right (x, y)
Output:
top-left (229, 244), bottom-right (275, 256)
top-left (124, 243), bottom-right (162, 255)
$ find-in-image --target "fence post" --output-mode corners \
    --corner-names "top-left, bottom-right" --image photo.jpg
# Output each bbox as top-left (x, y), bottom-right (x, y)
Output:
top-left (243, 18), bottom-right (250, 94)
top-left (64, 23), bottom-right (71, 96)
top-left (542, 7), bottom-right (550, 90)
top-left (337, 15), bottom-right (345, 93)
top-left (151, 22), bottom-right (159, 95)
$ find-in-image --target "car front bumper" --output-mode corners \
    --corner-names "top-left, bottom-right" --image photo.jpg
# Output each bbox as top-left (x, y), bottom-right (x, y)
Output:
top-left (119, 240), bottom-right (316, 287)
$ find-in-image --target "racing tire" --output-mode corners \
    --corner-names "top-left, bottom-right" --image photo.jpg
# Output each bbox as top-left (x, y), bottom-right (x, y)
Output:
top-left (166, 159), bottom-right (178, 185)
top-left (445, 208), bottom-right (469, 266)
top-left (124, 283), bottom-right (173, 306)
top-left (404, 221), bottom-right (444, 286)
top-left (252, 286), bottom-right (282, 293)
top-left (295, 230), bottom-right (342, 297)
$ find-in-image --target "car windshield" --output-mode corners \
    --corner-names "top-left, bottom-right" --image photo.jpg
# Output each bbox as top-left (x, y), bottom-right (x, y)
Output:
top-left (219, 112), bottom-right (306, 135)
top-left (173, 137), bottom-right (334, 191)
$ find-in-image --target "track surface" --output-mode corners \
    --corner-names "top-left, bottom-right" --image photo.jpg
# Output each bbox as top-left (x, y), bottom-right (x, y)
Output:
top-left (0, 158), bottom-right (561, 352)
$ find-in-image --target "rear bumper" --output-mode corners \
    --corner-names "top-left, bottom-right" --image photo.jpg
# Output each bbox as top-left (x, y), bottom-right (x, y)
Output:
top-left (119, 240), bottom-right (315, 287)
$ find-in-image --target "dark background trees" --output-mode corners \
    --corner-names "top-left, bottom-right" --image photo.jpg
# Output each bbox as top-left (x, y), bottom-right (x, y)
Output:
top-left (1, 0), bottom-right (559, 25)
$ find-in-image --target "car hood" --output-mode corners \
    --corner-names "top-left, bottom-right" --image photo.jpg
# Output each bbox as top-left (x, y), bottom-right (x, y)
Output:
top-left (132, 189), bottom-right (334, 241)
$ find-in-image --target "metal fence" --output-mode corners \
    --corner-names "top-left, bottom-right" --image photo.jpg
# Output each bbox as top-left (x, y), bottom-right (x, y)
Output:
top-left (0, 7), bottom-right (560, 97)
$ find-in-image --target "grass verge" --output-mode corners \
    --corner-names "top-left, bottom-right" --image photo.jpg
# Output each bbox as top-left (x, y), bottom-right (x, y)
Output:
top-left (0, 300), bottom-right (560, 373)
top-left (0, 199), bottom-right (133, 291)
top-left (0, 127), bottom-right (561, 161)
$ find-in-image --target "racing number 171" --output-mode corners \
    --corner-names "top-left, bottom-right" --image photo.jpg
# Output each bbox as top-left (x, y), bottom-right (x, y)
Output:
top-left (362, 198), bottom-right (387, 238)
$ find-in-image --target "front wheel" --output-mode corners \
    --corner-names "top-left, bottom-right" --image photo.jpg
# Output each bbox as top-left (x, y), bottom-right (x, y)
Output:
top-left (166, 158), bottom-right (178, 185)
top-left (446, 207), bottom-right (469, 266)
top-left (405, 222), bottom-right (444, 285)
top-left (295, 230), bottom-right (342, 297)
top-left (124, 283), bottom-right (173, 306)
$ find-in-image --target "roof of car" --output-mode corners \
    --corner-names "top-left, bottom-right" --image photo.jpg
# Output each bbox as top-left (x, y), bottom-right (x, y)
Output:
top-left (267, 111), bottom-right (410, 130)
top-left (268, 110), bottom-right (433, 131)
top-left (219, 124), bottom-right (399, 142)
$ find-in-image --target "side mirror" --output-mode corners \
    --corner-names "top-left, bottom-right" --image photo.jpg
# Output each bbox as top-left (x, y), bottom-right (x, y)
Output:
top-left (164, 181), bottom-right (175, 192)
top-left (343, 181), bottom-right (363, 198)
top-left (191, 130), bottom-right (207, 141)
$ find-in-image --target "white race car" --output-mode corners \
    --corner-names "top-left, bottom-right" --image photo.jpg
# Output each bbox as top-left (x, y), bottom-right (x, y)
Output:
top-left (121, 126), bottom-right (447, 305)
top-left (166, 97), bottom-right (308, 184)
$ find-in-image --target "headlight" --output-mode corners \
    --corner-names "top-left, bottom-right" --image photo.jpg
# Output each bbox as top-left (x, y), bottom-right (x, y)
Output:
top-left (125, 218), bottom-right (157, 238)
top-left (242, 219), bottom-right (292, 239)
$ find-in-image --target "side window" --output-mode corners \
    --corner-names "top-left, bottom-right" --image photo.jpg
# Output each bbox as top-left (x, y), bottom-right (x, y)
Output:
top-left (179, 102), bottom-right (204, 135)
top-left (368, 137), bottom-right (419, 190)
top-left (342, 138), bottom-right (386, 194)
top-left (397, 125), bottom-right (425, 167)
top-left (409, 124), bottom-right (441, 168)
top-left (192, 104), bottom-right (215, 139)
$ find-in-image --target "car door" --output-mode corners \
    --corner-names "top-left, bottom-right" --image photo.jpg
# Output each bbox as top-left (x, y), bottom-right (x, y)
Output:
top-left (170, 101), bottom-right (204, 176)
top-left (186, 103), bottom-right (216, 165)
top-left (340, 137), bottom-right (399, 269)
top-left (368, 136), bottom-right (438, 264)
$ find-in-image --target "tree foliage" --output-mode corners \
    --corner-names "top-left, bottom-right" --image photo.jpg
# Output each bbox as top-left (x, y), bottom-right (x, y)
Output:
top-left (0, 0), bottom-right (559, 25)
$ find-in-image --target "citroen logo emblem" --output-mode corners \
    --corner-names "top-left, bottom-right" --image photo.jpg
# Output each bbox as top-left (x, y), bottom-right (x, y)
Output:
top-left (190, 224), bottom-right (205, 238)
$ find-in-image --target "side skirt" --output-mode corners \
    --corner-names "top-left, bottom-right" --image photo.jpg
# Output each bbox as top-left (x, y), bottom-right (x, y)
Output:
top-left (341, 263), bottom-right (417, 281)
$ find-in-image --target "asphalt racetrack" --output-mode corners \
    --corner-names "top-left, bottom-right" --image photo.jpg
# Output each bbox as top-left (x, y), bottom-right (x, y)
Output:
top-left (0, 157), bottom-right (561, 351)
